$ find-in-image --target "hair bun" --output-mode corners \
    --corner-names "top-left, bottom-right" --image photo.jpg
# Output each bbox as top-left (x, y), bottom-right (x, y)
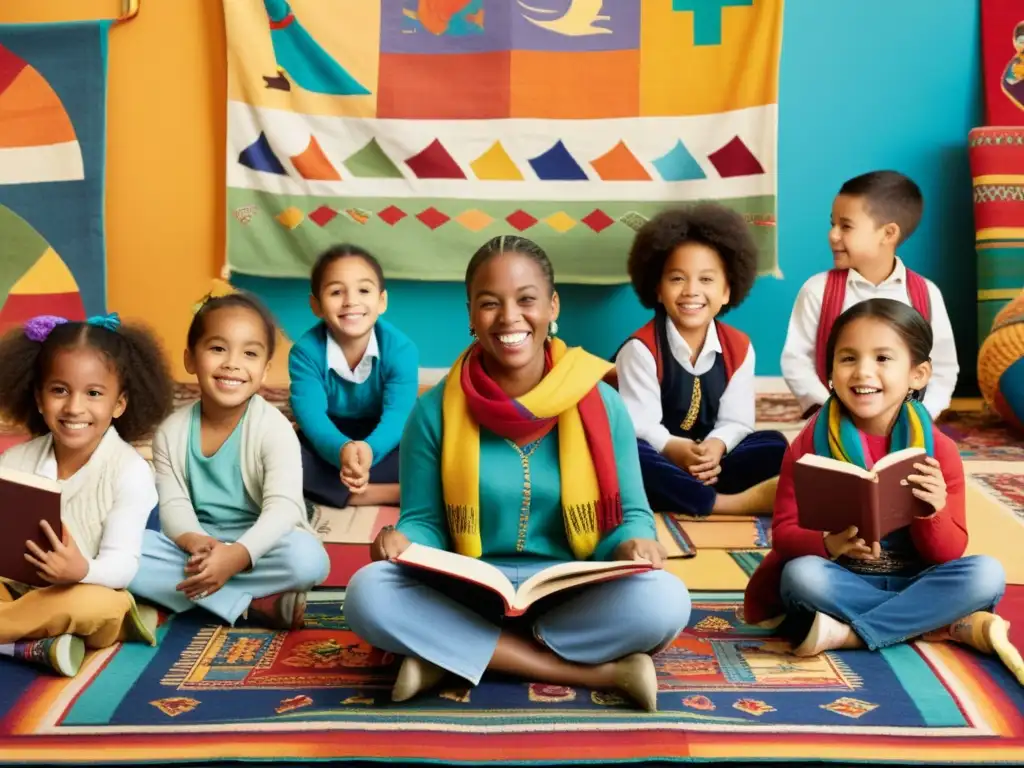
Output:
top-left (24, 315), bottom-right (68, 343)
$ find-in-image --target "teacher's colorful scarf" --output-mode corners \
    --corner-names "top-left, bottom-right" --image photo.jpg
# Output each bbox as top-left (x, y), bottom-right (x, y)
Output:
top-left (441, 338), bottom-right (619, 560)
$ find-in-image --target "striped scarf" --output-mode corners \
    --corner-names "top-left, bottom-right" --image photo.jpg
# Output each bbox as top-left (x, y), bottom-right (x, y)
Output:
top-left (441, 338), bottom-right (621, 560)
top-left (812, 395), bottom-right (934, 467)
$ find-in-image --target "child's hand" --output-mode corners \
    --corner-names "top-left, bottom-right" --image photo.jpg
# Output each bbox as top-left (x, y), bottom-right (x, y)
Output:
top-left (176, 542), bottom-right (251, 600)
top-left (176, 532), bottom-right (221, 556)
top-left (689, 438), bottom-right (727, 486)
top-left (24, 522), bottom-right (89, 585)
top-left (372, 525), bottom-right (411, 561)
top-left (664, 438), bottom-right (703, 474)
top-left (340, 440), bottom-right (373, 494)
top-left (906, 457), bottom-right (947, 513)
top-left (823, 526), bottom-right (880, 560)
top-left (613, 537), bottom-right (667, 568)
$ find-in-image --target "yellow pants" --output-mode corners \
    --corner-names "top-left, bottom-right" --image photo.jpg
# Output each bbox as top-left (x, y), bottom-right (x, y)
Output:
top-left (0, 582), bottom-right (132, 649)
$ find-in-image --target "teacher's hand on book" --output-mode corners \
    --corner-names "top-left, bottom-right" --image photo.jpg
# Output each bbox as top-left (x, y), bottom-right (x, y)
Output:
top-left (614, 538), bottom-right (667, 569)
top-left (823, 526), bottom-right (880, 561)
top-left (23, 520), bottom-right (89, 585)
top-left (372, 525), bottom-right (410, 562)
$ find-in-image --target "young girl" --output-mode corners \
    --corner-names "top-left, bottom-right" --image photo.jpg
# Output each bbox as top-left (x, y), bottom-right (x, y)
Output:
top-left (614, 204), bottom-right (788, 517)
top-left (745, 299), bottom-right (1024, 684)
top-left (0, 314), bottom-right (174, 676)
top-left (289, 244), bottom-right (418, 509)
top-left (129, 294), bottom-right (329, 630)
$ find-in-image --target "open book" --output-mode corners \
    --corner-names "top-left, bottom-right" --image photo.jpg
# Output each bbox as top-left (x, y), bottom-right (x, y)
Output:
top-left (393, 543), bottom-right (653, 617)
top-left (0, 466), bottom-right (63, 587)
top-left (795, 447), bottom-right (933, 543)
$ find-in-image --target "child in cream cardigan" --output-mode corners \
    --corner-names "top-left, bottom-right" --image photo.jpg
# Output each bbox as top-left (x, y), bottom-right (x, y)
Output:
top-left (0, 314), bottom-right (174, 676)
top-left (129, 294), bottom-right (329, 629)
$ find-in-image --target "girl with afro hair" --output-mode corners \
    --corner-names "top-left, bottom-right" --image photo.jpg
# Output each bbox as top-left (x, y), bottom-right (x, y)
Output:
top-left (613, 204), bottom-right (787, 518)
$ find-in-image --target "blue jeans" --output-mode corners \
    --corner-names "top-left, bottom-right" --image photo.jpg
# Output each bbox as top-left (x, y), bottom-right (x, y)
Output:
top-left (129, 530), bottom-right (330, 624)
top-left (780, 554), bottom-right (1006, 650)
top-left (638, 430), bottom-right (788, 516)
top-left (344, 559), bottom-right (692, 685)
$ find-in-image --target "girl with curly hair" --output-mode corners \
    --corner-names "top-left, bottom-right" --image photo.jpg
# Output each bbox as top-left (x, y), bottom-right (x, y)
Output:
top-left (613, 204), bottom-right (787, 518)
top-left (0, 313), bottom-right (174, 676)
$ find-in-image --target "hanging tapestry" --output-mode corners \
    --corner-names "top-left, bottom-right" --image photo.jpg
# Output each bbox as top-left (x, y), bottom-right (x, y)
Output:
top-left (0, 21), bottom-right (111, 327)
top-left (224, 0), bottom-right (782, 283)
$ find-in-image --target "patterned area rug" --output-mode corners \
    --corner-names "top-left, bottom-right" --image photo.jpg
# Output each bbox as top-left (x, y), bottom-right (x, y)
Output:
top-left (938, 410), bottom-right (1024, 461)
top-left (3, 592), bottom-right (1024, 765)
top-left (972, 474), bottom-right (1024, 521)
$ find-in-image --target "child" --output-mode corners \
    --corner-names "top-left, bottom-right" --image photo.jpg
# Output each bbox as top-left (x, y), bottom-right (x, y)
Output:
top-left (781, 170), bottom-right (959, 419)
top-left (289, 244), bottom-right (419, 508)
top-left (746, 299), bottom-right (1024, 685)
top-left (0, 314), bottom-right (174, 676)
top-left (129, 294), bottom-right (330, 630)
top-left (614, 204), bottom-right (788, 517)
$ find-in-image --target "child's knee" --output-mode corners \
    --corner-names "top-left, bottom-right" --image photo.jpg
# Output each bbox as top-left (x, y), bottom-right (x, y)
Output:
top-left (962, 555), bottom-right (1006, 606)
top-left (283, 532), bottom-right (331, 587)
top-left (780, 556), bottom-right (831, 607)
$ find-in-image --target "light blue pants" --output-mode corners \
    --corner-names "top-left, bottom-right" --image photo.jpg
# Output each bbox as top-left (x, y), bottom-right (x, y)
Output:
top-left (344, 559), bottom-right (692, 685)
top-left (129, 529), bottom-right (330, 625)
top-left (780, 554), bottom-right (1006, 650)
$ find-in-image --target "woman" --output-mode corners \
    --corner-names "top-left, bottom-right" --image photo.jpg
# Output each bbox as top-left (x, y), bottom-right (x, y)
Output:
top-left (345, 235), bottom-right (691, 712)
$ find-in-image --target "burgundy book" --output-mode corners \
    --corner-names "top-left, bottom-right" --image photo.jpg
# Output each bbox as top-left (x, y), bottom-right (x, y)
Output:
top-left (794, 447), bottom-right (933, 543)
top-left (0, 466), bottom-right (63, 588)
top-left (394, 543), bottom-right (653, 617)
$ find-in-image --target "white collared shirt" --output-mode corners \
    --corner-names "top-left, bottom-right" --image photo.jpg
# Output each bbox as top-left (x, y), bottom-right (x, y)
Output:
top-left (615, 316), bottom-right (756, 454)
top-left (37, 447), bottom-right (156, 590)
top-left (780, 259), bottom-right (959, 417)
top-left (326, 328), bottom-right (378, 384)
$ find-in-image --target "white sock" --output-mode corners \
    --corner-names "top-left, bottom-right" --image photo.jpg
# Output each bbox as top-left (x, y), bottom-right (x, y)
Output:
top-left (0, 642), bottom-right (14, 657)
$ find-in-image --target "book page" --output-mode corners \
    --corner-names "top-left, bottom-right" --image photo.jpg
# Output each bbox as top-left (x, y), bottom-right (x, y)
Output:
top-left (395, 543), bottom-right (515, 607)
top-left (0, 467), bottom-right (60, 494)
top-left (872, 447), bottom-right (926, 473)
top-left (516, 560), bottom-right (651, 611)
top-left (796, 453), bottom-right (874, 479)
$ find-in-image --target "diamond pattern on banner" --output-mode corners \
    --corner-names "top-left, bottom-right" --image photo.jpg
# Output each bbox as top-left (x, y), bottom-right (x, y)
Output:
top-left (506, 210), bottom-right (538, 231)
top-left (455, 209), bottom-right (494, 232)
top-left (308, 205), bottom-right (338, 227)
top-left (378, 205), bottom-right (408, 226)
top-left (275, 207), bottom-right (304, 229)
top-left (545, 212), bottom-right (577, 233)
top-left (416, 207), bottom-right (451, 229)
top-left (581, 209), bottom-right (615, 233)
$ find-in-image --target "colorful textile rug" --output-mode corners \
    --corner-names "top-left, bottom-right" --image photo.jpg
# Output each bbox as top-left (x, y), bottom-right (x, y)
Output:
top-left (939, 406), bottom-right (1024, 461)
top-left (0, 21), bottom-right (111, 327)
top-left (222, 0), bottom-right (782, 284)
top-left (729, 549), bottom-right (768, 577)
top-left (3, 592), bottom-right (1024, 765)
top-left (972, 473), bottom-right (1024, 522)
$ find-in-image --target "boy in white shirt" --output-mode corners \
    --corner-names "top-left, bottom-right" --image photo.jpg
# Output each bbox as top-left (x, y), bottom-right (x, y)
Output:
top-left (614, 204), bottom-right (787, 517)
top-left (781, 171), bottom-right (958, 418)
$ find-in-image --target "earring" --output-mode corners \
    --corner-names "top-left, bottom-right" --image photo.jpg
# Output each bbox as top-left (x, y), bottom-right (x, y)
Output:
top-left (549, 320), bottom-right (559, 337)
top-left (827, 380), bottom-right (833, 391)
top-left (468, 325), bottom-right (476, 338)
top-left (904, 389), bottom-right (915, 403)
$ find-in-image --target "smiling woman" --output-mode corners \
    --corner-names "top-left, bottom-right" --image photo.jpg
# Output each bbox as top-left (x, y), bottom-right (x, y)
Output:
top-left (343, 235), bottom-right (692, 712)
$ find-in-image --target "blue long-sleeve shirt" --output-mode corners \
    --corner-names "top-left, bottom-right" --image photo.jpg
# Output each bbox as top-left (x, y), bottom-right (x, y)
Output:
top-left (397, 380), bottom-right (657, 562)
top-left (288, 320), bottom-right (419, 468)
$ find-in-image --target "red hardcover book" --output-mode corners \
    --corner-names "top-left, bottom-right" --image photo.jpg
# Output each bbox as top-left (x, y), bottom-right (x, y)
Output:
top-left (0, 466), bottom-right (63, 588)
top-left (794, 447), bottom-right (933, 543)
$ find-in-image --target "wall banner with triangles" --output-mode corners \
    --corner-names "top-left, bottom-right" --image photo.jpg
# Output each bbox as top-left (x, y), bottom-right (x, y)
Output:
top-left (0, 21), bottom-right (110, 327)
top-left (224, 0), bottom-right (782, 284)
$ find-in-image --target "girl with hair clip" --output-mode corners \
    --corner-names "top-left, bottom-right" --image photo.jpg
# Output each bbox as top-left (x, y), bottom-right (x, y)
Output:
top-left (0, 314), bottom-right (174, 676)
top-left (745, 299), bottom-right (1024, 686)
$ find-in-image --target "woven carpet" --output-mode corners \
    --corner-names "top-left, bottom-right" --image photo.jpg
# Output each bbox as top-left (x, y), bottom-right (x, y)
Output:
top-left (3, 591), bottom-right (1024, 765)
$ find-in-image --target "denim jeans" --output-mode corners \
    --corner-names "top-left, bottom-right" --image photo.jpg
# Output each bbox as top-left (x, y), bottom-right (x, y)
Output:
top-left (779, 554), bottom-right (1006, 650)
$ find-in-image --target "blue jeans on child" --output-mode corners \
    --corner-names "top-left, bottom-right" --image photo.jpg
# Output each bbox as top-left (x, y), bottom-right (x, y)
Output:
top-left (129, 529), bottom-right (330, 625)
top-left (344, 559), bottom-right (691, 685)
top-left (780, 554), bottom-right (1006, 650)
top-left (637, 430), bottom-right (788, 516)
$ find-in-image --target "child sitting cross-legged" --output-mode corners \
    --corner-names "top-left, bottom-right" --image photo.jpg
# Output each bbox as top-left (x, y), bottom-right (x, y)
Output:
top-left (613, 204), bottom-right (787, 517)
top-left (289, 244), bottom-right (419, 508)
top-left (745, 299), bottom-right (1024, 686)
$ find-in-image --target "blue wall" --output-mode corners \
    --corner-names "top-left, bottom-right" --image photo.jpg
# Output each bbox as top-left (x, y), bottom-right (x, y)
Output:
top-left (237, 0), bottom-right (982, 391)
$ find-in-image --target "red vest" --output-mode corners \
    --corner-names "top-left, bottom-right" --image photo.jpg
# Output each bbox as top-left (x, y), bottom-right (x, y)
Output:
top-left (607, 318), bottom-right (750, 388)
top-left (814, 268), bottom-right (931, 387)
